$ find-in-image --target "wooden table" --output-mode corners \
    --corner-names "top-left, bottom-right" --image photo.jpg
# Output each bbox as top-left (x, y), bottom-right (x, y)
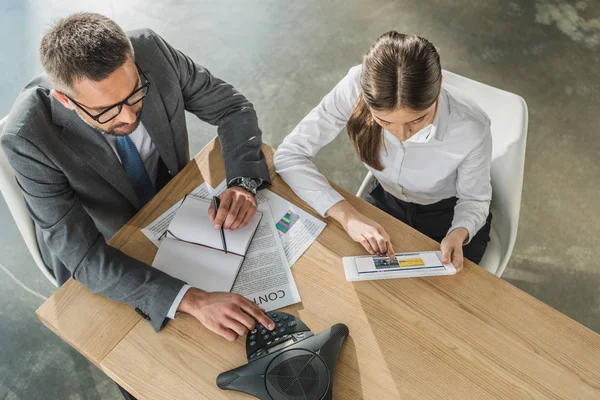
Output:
top-left (37, 139), bottom-right (600, 399)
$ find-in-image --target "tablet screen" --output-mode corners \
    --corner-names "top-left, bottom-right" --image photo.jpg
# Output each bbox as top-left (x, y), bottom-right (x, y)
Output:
top-left (355, 252), bottom-right (446, 274)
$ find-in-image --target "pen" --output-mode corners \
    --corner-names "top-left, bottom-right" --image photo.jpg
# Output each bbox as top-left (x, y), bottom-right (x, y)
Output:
top-left (212, 196), bottom-right (228, 254)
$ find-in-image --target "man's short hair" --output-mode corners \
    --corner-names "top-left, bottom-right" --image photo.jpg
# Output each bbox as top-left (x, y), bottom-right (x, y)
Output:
top-left (39, 12), bottom-right (134, 97)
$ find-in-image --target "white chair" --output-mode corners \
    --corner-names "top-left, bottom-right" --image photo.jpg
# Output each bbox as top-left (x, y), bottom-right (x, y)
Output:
top-left (356, 71), bottom-right (528, 277)
top-left (0, 116), bottom-right (58, 287)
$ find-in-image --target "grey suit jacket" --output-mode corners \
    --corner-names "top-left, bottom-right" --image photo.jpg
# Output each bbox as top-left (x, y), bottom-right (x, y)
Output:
top-left (1, 29), bottom-right (270, 331)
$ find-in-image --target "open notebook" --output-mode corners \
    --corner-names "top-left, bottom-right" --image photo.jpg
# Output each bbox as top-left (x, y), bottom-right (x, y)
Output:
top-left (152, 195), bottom-right (263, 292)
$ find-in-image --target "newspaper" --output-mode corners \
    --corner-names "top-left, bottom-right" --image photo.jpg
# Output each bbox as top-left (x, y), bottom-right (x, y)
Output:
top-left (231, 205), bottom-right (301, 310)
top-left (255, 189), bottom-right (326, 267)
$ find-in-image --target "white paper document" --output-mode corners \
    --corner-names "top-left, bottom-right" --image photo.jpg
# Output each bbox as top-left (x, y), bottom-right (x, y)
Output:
top-left (255, 189), bottom-right (326, 267)
top-left (141, 181), bottom-right (219, 247)
top-left (231, 205), bottom-right (301, 310)
top-left (209, 179), bottom-right (227, 196)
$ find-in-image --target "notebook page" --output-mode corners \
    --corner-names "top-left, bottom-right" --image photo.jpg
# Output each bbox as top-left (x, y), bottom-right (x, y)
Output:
top-left (152, 236), bottom-right (244, 292)
top-left (168, 196), bottom-right (262, 256)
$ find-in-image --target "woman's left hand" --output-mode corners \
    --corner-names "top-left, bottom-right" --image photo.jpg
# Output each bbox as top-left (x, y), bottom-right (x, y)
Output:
top-left (440, 228), bottom-right (469, 272)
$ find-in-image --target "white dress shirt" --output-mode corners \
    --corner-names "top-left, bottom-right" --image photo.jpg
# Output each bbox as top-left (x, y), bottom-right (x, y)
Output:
top-left (103, 122), bottom-right (190, 319)
top-left (274, 65), bottom-right (492, 243)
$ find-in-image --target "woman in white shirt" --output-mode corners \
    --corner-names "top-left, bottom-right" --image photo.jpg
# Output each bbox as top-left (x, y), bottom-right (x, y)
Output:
top-left (274, 31), bottom-right (492, 269)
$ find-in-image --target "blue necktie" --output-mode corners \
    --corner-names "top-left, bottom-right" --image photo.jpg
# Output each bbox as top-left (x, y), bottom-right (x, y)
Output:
top-left (115, 135), bottom-right (155, 207)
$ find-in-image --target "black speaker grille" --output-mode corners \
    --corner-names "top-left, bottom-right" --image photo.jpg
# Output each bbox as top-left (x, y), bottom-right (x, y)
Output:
top-left (329, 324), bottom-right (349, 342)
top-left (266, 349), bottom-right (329, 400)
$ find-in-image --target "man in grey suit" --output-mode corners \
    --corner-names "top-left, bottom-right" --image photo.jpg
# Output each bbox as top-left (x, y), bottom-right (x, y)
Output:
top-left (1, 11), bottom-right (276, 346)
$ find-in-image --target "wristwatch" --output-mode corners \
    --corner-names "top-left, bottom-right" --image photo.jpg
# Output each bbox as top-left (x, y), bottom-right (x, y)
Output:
top-left (229, 177), bottom-right (260, 195)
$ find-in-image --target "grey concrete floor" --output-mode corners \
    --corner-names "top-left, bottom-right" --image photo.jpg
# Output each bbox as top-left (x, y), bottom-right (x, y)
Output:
top-left (0, 0), bottom-right (599, 399)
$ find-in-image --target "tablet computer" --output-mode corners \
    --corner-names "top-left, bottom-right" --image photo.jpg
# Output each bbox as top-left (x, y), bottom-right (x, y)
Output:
top-left (343, 251), bottom-right (456, 282)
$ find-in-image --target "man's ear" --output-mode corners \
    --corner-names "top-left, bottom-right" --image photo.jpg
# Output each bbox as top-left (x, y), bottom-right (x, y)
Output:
top-left (51, 90), bottom-right (75, 110)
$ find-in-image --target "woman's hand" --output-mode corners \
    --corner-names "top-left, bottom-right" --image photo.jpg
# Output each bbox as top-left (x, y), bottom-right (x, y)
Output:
top-left (440, 228), bottom-right (469, 272)
top-left (327, 200), bottom-right (395, 258)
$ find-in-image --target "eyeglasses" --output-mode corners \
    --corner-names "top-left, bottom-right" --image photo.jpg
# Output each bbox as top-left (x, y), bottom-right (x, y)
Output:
top-left (67, 65), bottom-right (150, 124)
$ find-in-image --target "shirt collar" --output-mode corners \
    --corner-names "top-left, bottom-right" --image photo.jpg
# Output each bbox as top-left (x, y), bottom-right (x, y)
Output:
top-left (383, 87), bottom-right (450, 145)
top-left (431, 87), bottom-right (450, 142)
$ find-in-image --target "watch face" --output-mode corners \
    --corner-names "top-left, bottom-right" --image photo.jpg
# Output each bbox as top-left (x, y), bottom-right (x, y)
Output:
top-left (245, 178), bottom-right (258, 190)
top-left (238, 177), bottom-right (257, 194)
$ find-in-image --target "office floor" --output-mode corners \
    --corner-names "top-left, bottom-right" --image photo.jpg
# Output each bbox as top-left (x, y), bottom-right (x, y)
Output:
top-left (0, 0), bottom-right (598, 398)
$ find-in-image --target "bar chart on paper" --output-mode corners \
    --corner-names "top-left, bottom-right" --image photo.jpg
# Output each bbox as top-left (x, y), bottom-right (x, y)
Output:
top-left (276, 210), bottom-right (299, 233)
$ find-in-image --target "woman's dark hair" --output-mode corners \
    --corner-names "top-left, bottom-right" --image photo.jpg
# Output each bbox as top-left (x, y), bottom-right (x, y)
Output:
top-left (347, 31), bottom-right (442, 170)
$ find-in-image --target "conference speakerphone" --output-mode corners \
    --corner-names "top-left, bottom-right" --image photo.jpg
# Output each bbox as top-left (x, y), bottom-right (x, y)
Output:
top-left (217, 311), bottom-right (349, 400)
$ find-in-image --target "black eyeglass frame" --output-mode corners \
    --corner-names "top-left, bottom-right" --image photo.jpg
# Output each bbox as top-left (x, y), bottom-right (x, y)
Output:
top-left (67, 64), bottom-right (150, 124)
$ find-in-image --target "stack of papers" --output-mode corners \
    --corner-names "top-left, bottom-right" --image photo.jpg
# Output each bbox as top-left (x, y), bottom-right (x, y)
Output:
top-left (152, 196), bottom-right (262, 293)
top-left (144, 180), bottom-right (326, 311)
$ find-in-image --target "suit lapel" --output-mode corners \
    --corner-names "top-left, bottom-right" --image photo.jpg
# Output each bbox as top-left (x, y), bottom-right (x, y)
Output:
top-left (52, 96), bottom-right (141, 208)
top-left (140, 69), bottom-right (179, 175)
top-left (51, 67), bottom-right (179, 208)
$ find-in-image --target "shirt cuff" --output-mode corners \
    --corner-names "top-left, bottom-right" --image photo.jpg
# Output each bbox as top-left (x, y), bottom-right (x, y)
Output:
top-left (167, 284), bottom-right (191, 319)
top-left (315, 189), bottom-right (346, 217)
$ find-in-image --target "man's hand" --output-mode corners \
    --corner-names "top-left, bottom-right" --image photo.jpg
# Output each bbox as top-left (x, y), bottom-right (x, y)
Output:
top-left (440, 227), bottom-right (469, 272)
top-left (178, 288), bottom-right (275, 341)
top-left (208, 187), bottom-right (257, 230)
